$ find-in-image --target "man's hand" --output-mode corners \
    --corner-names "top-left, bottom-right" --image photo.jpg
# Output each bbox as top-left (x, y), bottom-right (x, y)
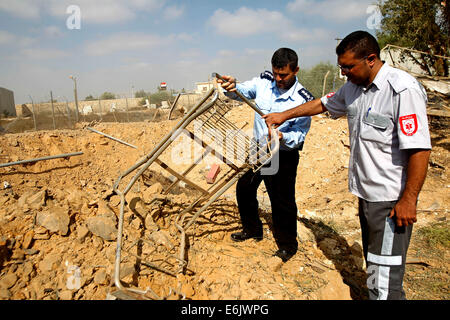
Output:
top-left (262, 112), bottom-right (287, 129)
top-left (216, 75), bottom-right (237, 92)
top-left (388, 149), bottom-right (430, 227)
top-left (389, 197), bottom-right (417, 227)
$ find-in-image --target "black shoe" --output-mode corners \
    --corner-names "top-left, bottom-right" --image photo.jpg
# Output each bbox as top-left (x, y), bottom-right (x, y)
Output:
top-left (231, 231), bottom-right (263, 242)
top-left (273, 249), bottom-right (296, 262)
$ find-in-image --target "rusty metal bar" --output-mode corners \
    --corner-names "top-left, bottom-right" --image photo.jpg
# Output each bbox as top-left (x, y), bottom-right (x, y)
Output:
top-left (0, 152), bottom-right (83, 168)
top-left (86, 127), bottom-right (137, 149)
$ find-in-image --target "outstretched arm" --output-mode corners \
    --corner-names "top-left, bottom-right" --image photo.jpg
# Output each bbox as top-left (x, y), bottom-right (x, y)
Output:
top-left (263, 98), bottom-right (328, 128)
top-left (389, 149), bottom-right (431, 227)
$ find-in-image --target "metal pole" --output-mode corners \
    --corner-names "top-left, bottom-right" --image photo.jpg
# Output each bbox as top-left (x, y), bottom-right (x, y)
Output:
top-left (70, 76), bottom-right (80, 123)
top-left (50, 91), bottom-right (56, 130)
top-left (212, 73), bottom-right (264, 116)
top-left (86, 127), bottom-right (137, 149)
top-left (29, 95), bottom-right (37, 131)
top-left (98, 98), bottom-right (103, 121)
top-left (65, 99), bottom-right (72, 127)
top-left (125, 96), bottom-right (130, 122)
top-left (0, 152), bottom-right (83, 168)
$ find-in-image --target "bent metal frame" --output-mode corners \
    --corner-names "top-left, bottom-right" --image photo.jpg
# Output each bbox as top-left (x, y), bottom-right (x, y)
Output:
top-left (110, 75), bottom-right (280, 300)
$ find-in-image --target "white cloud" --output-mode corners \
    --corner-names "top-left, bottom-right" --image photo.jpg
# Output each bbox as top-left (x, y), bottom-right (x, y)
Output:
top-left (0, 0), bottom-right (167, 23)
top-left (20, 48), bottom-right (70, 60)
top-left (0, 31), bottom-right (15, 44)
top-left (208, 6), bottom-right (331, 43)
top-left (282, 28), bottom-right (332, 42)
top-left (43, 26), bottom-right (64, 38)
top-left (208, 7), bottom-right (289, 38)
top-left (287, 0), bottom-right (373, 23)
top-left (163, 5), bottom-right (185, 21)
top-left (84, 32), bottom-right (190, 56)
top-left (0, 0), bottom-right (41, 19)
top-left (0, 30), bottom-right (36, 47)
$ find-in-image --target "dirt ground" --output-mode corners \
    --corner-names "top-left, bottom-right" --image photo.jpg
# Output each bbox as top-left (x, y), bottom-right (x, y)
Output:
top-left (0, 102), bottom-right (448, 300)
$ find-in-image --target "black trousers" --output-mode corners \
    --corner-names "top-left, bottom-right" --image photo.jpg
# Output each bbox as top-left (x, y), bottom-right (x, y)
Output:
top-left (358, 198), bottom-right (413, 300)
top-left (236, 150), bottom-right (299, 251)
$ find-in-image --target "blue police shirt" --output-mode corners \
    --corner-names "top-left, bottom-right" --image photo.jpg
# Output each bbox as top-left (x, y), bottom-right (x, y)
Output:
top-left (225, 70), bottom-right (312, 151)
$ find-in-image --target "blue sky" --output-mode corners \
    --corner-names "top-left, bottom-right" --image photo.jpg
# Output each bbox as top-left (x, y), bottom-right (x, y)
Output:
top-left (0, 0), bottom-right (380, 104)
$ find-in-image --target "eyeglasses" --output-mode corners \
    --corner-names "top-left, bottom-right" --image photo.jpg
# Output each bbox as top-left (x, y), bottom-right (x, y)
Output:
top-left (338, 56), bottom-right (367, 73)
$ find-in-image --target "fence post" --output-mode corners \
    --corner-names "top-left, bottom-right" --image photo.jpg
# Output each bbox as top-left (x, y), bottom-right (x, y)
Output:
top-left (50, 91), bottom-right (56, 130)
top-left (125, 96), bottom-right (130, 122)
top-left (29, 95), bottom-right (37, 131)
top-left (98, 98), bottom-right (103, 121)
top-left (65, 99), bottom-right (72, 128)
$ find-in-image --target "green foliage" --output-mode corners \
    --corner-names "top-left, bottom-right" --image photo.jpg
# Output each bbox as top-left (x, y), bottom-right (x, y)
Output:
top-left (297, 62), bottom-right (345, 98)
top-left (84, 95), bottom-right (97, 101)
top-left (138, 90), bottom-right (174, 106)
top-left (376, 0), bottom-right (449, 76)
top-left (135, 89), bottom-right (150, 98)
top-left (100, 92), bottom-right (116, 100)
top-left (418, 222), bottom-right (450, 247)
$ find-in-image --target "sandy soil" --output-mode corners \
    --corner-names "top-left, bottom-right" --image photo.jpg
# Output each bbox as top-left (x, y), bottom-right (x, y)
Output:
top-left (0, 102), bottom-right (448, 300)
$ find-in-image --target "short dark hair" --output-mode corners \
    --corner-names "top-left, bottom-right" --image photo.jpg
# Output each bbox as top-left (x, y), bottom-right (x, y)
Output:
top-left (271, 48), bottom-right (298, 71)
top-left (336, 31), bottom-right (380, 59)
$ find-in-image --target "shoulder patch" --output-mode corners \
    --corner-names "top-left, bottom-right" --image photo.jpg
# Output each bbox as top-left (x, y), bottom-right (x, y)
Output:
top-left (260, 70), bottom-right (274, 82)
top-left (298, 88), bottom-right (315, 102)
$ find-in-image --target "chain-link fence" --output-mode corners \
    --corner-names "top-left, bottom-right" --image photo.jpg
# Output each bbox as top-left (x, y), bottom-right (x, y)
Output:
top-left (0, 92), bottom-right (206, 134)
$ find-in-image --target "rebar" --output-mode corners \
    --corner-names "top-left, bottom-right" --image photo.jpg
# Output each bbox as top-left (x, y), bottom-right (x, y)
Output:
top-left (86, 127), bottom-right (137, 149)
top-left (0, 152), bottom-right (83, 168)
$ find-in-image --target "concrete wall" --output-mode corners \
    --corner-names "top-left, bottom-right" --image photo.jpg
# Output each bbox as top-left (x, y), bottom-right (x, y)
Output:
top-left (0, 87), bottom-right (16, 117)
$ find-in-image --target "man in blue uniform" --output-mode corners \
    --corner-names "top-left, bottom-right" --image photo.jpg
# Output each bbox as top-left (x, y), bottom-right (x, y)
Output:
top-left (218, 48), bottom-right (313, 262)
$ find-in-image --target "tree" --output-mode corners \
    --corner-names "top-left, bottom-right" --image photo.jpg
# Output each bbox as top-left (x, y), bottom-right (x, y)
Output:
top-left (298, 62), bottom-right (345, 99)
top-left (376, 0), bottom-right (449, 76)
top-left (135, 89), bottom-right (150, 98)
top-left (100, 92), bottom-right (115, 100)
top-left (84, 95), bottom-right (96, 101)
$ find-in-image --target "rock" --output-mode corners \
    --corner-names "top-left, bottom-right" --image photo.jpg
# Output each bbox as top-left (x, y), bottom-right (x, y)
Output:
top-left (59, 290), bottom-right (73, 300)
top-left (267, 256), bottom-right (283, 272)
top-left (0, 289), bottom-right (11, 299)
top-left (18, 189), bottom-right (47, 210)
top-left (315, 269), bottom-right (352, 300)
top-left (11, 249), bottom-right (25, 260)
top-left (76, 225), bottom-right (90, 243)
top-left (22, 230), bottom-right (34, 249)
top-left (297, 220), bottom-right (314, 242)
top-left (109, 195), bottom-right (121, 207)
top-left (66, 189), bottom-right (87, 210)
top-left (318, 238), bottom-right (340, 255)
top-left (97, 201), bottom-right (116, 220)
top-left (0, 274), bottom-right (18, 289)
top-left (36, 207), bottom-right (70, 235)
top-left (149, 230), bottom-right (174, 249)
top-left (86, 216), bottom-right (117, 241)
top-left (93, 269), bottom-right (108, 285)
top-left (38, 253), bottom-right (61, 272)
top-left (142, 183), bottom-right (163, 201)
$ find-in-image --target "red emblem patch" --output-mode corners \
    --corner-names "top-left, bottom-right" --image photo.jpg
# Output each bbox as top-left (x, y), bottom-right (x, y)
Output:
top-left (326, 92), bottom-right (335, 98)
top-left (399, 114), bottom-right (418, 136)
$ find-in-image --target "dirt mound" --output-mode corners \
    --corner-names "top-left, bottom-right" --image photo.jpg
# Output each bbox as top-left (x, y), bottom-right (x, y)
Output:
top-left (0, 105), bottom-right (448, 300)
